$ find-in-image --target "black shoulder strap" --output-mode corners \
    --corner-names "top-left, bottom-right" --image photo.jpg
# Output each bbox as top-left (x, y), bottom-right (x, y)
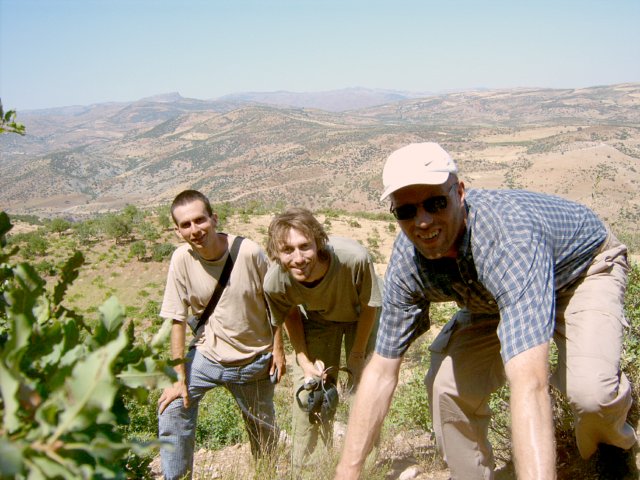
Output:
top-left (194, 235), bottom-right (244, 333)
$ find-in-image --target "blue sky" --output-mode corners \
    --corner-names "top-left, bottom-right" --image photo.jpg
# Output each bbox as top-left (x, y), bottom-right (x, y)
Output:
top-left (1, 0), bottom-right (639, 111)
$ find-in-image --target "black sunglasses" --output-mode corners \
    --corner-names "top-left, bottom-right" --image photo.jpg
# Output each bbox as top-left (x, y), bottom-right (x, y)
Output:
top-left (391, 183), bottom-right (458, 221)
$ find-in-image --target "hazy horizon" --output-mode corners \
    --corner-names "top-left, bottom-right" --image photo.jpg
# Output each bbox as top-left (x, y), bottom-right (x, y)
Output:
top-left (1, 0), bottom-right (639, 111)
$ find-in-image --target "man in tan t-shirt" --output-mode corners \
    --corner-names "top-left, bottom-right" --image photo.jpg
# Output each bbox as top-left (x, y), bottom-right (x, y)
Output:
top-left (157, 190), bottom-right (285, 480)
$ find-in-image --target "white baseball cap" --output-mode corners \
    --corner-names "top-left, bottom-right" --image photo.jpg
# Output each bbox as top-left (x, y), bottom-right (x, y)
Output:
top-left (380, 142), bottom-right (458, 200)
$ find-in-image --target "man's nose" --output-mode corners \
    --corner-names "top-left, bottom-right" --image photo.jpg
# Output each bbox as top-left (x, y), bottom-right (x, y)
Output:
top-left (414, 205), bottom-right (434, 226)
top-left (291, 249), bottom-right (304, 262)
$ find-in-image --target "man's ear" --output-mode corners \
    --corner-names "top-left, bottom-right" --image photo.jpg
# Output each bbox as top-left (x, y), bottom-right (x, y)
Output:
top-left (457, 180), bottom-right (466, 203)
top-left (211, 212), bottom-right (218, 228)
top-left (174, 227), bottom-right (184, 241)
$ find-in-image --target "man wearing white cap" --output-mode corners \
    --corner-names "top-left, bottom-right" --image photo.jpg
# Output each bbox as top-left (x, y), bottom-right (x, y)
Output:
top-left (335, 143), bottom-right (636, 479)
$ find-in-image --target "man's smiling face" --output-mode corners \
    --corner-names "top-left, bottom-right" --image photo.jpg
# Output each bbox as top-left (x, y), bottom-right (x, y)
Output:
top-left (391, 179), bottom-right (466, 260)
top-left (173, 199), bottom-right (218, 259)
top-left (276, 227), bottom-right (327, 284)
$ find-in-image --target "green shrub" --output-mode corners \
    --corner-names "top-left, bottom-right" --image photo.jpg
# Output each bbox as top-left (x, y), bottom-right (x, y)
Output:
top-left (10, 231), bottom-right (48, 259)
top-left (101, 213), bottom-right (133, 245)
top-left (138, 220), bottom-right (161, 242)
top-left (120, 390), bottom-right (162, 443)
top-left (318, 208), bottom-right (344, 219)
top-left (487, 385), bottom-right (512, 463)
top-left (130, 240), bottom-right (147, 260)
top-left (72, 219), bottom-right (100, 242)
top-left (141, 300), bottom-right (160, 321)
top-left (46, 217), bottom-right (72, 235)
top-left (387, 371), bottom-right (431, 431)
top-left (151, 243), bottom-right (175, 262)
top-left (157, 212), bottom-right (173, 231)
top-left (92, 275), bottom-right (106, 289)
top-left (34, 259), bottom-right (56, 277)
top-left (6, 214), bottom-right (42, 226)
top-left (196, 388), bottom-right (246, 449)
top-left (0, 211), bottom-right (173, 478)
top-left (386, 338), bottom-right (431, 432)
top-left (622, 262), bottom-right (640, 424)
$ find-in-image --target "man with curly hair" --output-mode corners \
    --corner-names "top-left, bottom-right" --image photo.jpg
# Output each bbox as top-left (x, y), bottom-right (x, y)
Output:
top-left (264, 207), bottom-right (381, 469)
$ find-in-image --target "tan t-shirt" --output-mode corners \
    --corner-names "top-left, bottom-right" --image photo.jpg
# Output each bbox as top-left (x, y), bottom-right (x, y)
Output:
top-left (160, 234), bottom-right (272, 365)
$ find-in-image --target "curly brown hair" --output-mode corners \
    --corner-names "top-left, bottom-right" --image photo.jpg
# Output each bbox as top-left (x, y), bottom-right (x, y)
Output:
top-left (266, 208), bottom-right (329, 264)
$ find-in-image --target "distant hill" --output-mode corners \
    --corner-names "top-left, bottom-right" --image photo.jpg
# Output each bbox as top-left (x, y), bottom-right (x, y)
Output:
top-left (1, 83), bottom-right (639, 237)
top-left (218, 87), bottom-right (429, 112)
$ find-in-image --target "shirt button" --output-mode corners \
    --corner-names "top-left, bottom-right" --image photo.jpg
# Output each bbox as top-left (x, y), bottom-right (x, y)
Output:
top-left (488, 300), bottom-right (495, 305)
top-left (467, 280), bottom-right (473, 284)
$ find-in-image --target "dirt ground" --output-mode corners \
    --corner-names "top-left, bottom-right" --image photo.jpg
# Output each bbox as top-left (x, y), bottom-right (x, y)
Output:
top-left (147, 422), bottom-right (640, 479)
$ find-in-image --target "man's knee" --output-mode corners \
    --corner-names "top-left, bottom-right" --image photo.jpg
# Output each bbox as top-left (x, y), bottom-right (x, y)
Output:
top-left (158, 399), bottom-right (198, 437)
top-left (566, 373), bottom-right (621, 414)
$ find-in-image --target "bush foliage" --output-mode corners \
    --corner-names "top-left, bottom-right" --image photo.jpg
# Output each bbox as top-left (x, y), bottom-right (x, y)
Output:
top-left (0, 211), bottom-right (174, 479)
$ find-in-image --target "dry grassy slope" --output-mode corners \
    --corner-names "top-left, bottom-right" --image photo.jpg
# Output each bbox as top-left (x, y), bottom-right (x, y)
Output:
top-left (458, 127), bottom-right (640, 231)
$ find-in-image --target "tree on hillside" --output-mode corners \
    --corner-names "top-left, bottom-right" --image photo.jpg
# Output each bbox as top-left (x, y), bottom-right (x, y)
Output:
top-left (155, 205), bottom-right (173, 230)
top-left (101, 213), bottom-right (132, 245)
top-left (130, 240), bottom-right (147, 261)
top-left (72, 219), bottom-right (100, 243)
top-left (47, 217), bottom-right (72, 236)
top-left (138, 219), bottom-right (161, 242)
top-left (123, 204), bottom-right (144, 224)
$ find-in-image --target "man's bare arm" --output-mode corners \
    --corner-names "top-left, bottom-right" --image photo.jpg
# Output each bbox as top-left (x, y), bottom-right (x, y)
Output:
top-left (348, 304), bottom-right (377, 384)
top-left (504, 341), bottom-right (556, 480)
top-left (158, 320), bottom-right (189, 414)
top-left (270, 324), bottom-right (286, 381)
top-left (334, 353), bottom-right (402, 479)
top-left (283, 307), bottom-right (323, 379)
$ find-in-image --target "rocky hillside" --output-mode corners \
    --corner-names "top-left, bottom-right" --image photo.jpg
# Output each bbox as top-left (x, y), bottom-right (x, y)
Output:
top-left (1, 84), bottom-right (639, 236)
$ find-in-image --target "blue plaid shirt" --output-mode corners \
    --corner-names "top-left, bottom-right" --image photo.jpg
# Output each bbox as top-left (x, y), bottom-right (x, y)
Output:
top-left (376, 188), bottom-right (607, 363)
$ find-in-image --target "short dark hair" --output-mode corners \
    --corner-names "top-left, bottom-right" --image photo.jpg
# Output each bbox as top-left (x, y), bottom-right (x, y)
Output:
top-left (170, 190), bottom-right (213, 225)
top-left (266, 208), bottom-right (329, 263)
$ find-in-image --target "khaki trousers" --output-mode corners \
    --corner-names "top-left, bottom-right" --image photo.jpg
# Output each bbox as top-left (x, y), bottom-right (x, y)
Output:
top-left (425, 233), bottom-right (636, 479)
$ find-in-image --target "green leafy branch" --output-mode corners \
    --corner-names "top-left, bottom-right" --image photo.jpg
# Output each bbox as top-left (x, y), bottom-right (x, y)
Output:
top-left (0, 100), bottom-right (26, 136)
top-left (0, 211), bottom-right (174, 479)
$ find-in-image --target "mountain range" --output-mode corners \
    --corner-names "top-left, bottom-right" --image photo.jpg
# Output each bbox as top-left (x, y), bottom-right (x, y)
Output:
top-left (1, 83), bottom-right (639, 236)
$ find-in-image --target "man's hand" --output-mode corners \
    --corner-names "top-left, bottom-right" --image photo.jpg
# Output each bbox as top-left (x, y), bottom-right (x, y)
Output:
top-left (299, 355), bottom-right (324, 381)
top-left (158, 380), bottom-right (189, 414)
top-left (158, 320), bottom-right (189, 414)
